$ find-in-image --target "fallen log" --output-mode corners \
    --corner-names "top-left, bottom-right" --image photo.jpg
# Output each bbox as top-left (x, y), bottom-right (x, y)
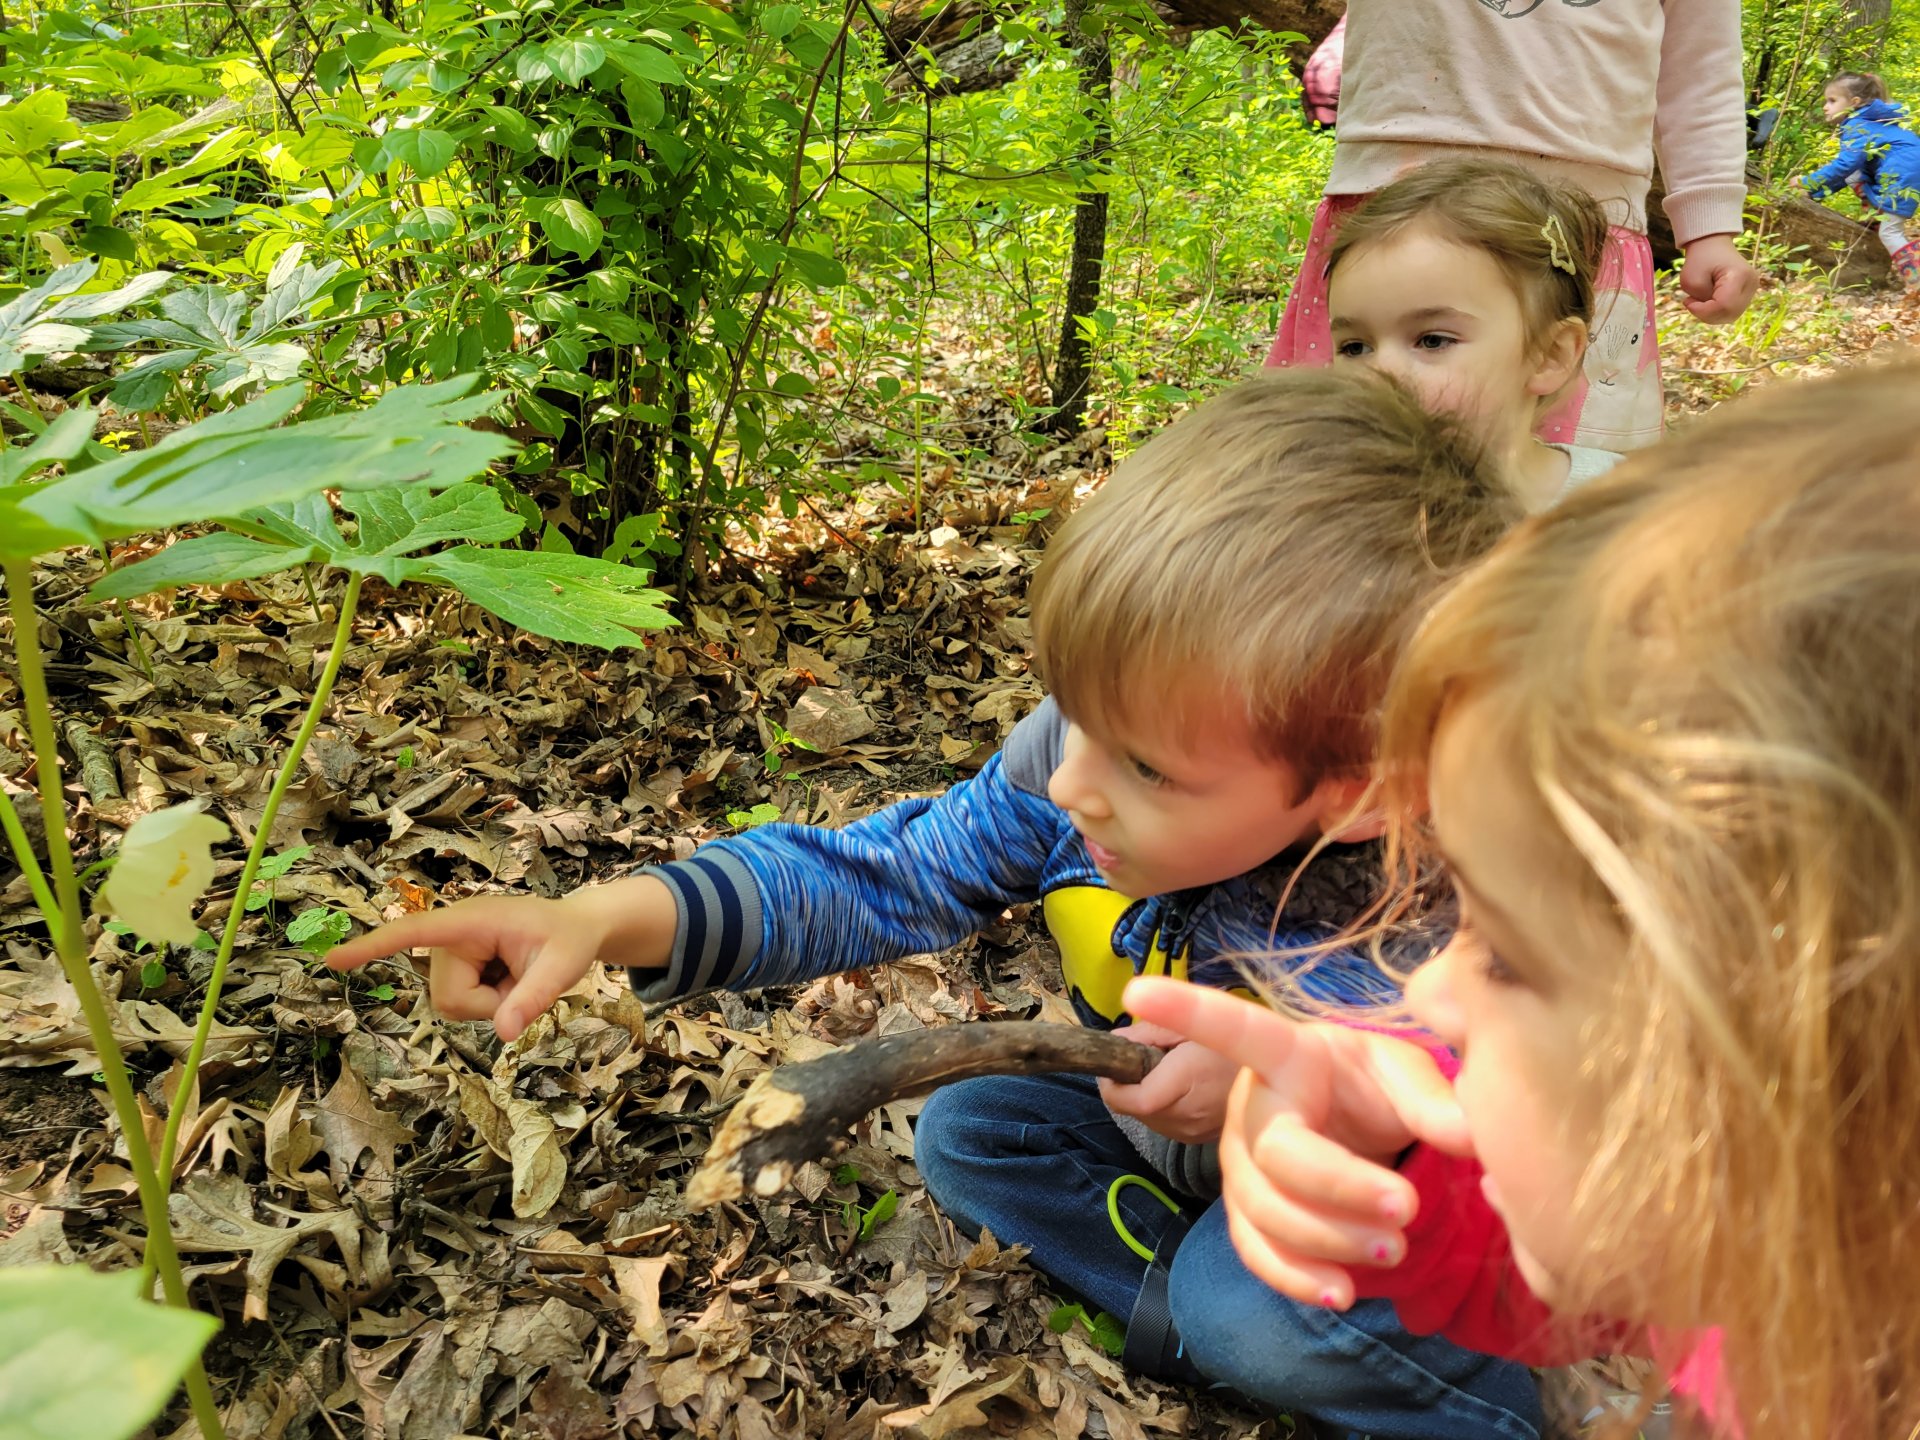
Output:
top-left (1645, 163), bottom-right (1894, 290)
top-left (685, 1021), bottom-right (1158, 1209)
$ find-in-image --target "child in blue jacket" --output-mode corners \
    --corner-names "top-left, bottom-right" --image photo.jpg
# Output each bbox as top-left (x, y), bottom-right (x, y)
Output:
top-left (1801, 71), bottom-right (1920, 292)
top-left (330, 370), bottom-right (1547, 1440)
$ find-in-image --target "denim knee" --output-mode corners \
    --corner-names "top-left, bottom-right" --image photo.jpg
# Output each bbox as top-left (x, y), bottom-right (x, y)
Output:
top-left (1165, 1205), bottom-right (1542, 1440)
top-left (913, 1076), bottom-right (1016, 1234)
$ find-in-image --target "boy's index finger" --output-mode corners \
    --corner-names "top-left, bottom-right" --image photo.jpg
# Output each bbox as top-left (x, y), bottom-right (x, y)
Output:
top-left (324, 911), bottom-right (463, 970)
top-left (1121, 976), bottom-right (1304, 1091)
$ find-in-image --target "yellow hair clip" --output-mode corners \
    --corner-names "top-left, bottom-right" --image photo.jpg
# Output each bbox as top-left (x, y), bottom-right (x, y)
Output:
top-left (1541, 213), bottom-right (1577, 275)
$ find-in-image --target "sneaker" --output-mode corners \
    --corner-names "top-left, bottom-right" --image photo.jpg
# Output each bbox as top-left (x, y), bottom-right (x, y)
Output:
top-left (1541, 1358), bottom-right (1672, 1440)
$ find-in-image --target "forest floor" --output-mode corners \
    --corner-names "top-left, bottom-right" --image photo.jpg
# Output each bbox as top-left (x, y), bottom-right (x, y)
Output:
top-left (4, 275), bottom-right (1918, 1440)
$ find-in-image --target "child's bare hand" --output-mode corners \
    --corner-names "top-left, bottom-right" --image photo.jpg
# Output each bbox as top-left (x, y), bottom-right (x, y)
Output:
top-left (1099, 1020), bottom-right (1240, 1144)
top-left (1122, 976), bottom-right (1472, 1312)
top-left (326, 875), bottom-right (676, 1041)
top-left (1678, 234), bottom-right (1760, 323)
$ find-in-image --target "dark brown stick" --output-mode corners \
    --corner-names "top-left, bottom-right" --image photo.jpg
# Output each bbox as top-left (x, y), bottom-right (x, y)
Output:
top-left (685, 1022), bottom-right (1158, 1209)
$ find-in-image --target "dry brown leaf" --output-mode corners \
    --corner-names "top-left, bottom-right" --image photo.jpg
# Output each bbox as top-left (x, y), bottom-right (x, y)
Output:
top-left (504, 1093), bottom-right (566, 1218)
top-left (167, 1171), bottom-right (366, 1322)
top-left (262, 1084), bottom-right (336, 1207)
top-left (785, 686), bottom-right (877, 752)
top-left (311, 1058), bottom-right (413, 1188)
top-left (609, 1253), bottom-right (679, 1356)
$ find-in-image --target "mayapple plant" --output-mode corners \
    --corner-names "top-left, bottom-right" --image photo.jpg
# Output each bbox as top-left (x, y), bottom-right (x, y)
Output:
top-left (0, 281), bottom-right (674, 1438)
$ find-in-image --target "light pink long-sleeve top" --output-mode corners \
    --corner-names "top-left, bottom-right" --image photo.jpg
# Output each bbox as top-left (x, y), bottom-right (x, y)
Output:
top-left (1326, 0), bottom-right (1749, 246)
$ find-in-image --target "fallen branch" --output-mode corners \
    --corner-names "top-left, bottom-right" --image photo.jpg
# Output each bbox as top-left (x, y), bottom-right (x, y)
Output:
top-left (685, 1021), bottom-right (1158, 1209)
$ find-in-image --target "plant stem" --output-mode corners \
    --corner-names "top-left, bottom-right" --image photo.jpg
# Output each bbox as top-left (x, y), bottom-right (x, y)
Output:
top-left (2, 559), bottom-right (227, 1440)
top-left (0, 782), bottom-right (63, 927)
top-left (301, 565), bottom-right (323, 626)
top-left (117, 597), bottom-right (156, 682)
top-left (155, 572), bottom-right (361, 1185)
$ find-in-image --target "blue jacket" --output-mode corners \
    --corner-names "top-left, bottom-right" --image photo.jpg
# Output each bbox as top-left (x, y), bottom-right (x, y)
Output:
top-left (1806, 99), bottom-right (1920, 218)
top-left (632, 698), bottom-right (1406, 1025)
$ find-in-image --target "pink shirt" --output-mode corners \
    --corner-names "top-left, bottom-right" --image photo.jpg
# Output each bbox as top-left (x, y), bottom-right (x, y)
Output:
top-left (1326, 0), bottom-right (1748, 245)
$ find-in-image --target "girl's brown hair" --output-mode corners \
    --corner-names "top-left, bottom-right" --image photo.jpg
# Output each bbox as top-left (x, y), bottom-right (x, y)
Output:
top-left (1326, 157), bottom-right (1611, 360)
top-left (1828, 70), bottom-right (1889, 104)
top-left (1377, 364), bottom-right (1920, 1439)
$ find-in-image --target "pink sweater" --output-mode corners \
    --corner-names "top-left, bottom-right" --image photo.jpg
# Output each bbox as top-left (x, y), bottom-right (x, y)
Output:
top-left (1327, 0), bottom-right (1749, 246)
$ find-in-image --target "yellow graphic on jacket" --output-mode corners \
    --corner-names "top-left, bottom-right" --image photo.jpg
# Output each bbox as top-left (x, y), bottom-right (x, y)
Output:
top-left (1042, 884), bottom-right (1186, 1024)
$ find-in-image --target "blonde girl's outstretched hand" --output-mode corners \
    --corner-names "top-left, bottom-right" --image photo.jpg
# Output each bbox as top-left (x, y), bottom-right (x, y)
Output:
top-left (325, 874), bottom-right (678, 1041)
top-left (1120, 976), bottom-right (1471, 1311)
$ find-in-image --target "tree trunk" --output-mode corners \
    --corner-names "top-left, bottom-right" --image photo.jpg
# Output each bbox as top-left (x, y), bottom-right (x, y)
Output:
top-left (1047, 0), bottom-right (1113, 436)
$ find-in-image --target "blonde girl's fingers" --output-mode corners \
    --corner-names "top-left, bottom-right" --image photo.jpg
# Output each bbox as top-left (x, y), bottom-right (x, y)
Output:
top-left (1221, 1124), bottom-right (1408, 1270)
top-left (1222, 1198), bottom-right (1361, 1311)
top-left (1122, 976), bottom-right (1306, 1088)
top-left (1237, 1115), bottom-right (1421, 1233)
top-left (1364, 1036), bottom-right (1474, 1158)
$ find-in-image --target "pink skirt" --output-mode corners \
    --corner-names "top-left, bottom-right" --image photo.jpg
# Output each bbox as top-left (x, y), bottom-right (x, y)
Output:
top-left (1265, 195), bottom-right (1666, 453)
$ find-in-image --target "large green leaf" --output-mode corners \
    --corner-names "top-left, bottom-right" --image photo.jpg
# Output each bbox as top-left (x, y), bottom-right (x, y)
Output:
top-left (346, 481), bottom-right (524, 559)
top-left (0, 261), bottom-right (172, 376)
top-left (0, 407), bottom-right (98, 487)
top-left (418, 548), bottom-right (674, 649)
top-left (89, 531), bottom-right (321, 600)
top-left (0, 486), bottom-right (92, 561)
top-left (91, 484), bottom-right (526, 595)
top-left (20, 378), bottom-right (513, 547)
top-left (0, 1264), bottom-right (217, 1440)
top-left (544, 38), bottom-right (606, 84)
top-left (535, 198), bottom-right (603, 261)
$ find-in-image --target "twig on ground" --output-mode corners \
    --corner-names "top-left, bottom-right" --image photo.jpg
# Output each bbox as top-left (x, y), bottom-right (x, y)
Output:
top-left (685, 1020), bottom-right (1156, 1208)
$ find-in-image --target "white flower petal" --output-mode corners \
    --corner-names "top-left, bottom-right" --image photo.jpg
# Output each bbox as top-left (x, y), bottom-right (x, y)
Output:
top-left (102, 803), bottom-right (231, 948)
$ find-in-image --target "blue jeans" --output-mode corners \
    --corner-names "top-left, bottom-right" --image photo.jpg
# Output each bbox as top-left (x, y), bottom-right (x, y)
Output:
top-left (915, 1073), bottom-right (1543, 1440)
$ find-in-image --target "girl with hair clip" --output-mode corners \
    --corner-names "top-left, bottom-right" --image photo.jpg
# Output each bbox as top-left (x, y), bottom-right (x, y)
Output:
top-left (1125, 361), bottom-right (1920, 1439)
top-left (1322, 157), bottom-right (1627, 514)
top-left (1266, 0), bottom-right (1761, 457)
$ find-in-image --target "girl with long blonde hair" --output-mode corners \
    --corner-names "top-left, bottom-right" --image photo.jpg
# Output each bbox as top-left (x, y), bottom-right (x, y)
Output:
top-left (1126, 362), bottom-right (1920, 1438)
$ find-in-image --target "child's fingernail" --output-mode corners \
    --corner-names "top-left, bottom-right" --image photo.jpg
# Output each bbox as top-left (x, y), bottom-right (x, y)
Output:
top-left (1319, 1289), bottom-right (1345, 1310)
top-left (1370, 1239), bottom-right (1400, 1265)
top-left (1379, 1193), bottom-right (1407, 1223)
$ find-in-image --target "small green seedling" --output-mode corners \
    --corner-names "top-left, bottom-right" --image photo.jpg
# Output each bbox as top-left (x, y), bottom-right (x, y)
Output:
top-left (245, 845), bottom-right (313, 911)
top-left (1047, 1303), bottom-right (1126, 1356)
top-left (726, 802), bottom-right (782, 830)
top-left (841, 1187), bottom-right (900, 1241)
top-left (761, 719), bottom-right (819, 779)
top-left (286, 905), bottom-right (351, 957)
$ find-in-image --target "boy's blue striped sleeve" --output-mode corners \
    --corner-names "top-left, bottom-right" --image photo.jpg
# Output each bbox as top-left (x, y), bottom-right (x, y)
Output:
top-left (631, 751), bottom-right (1066, 1002)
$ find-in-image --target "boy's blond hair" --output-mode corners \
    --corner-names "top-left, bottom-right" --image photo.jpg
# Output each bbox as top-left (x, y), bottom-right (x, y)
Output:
top-left (1030, 367), bottom-right (1518, 787)
top-left (1379, 363), bottom-right (1920, 1439)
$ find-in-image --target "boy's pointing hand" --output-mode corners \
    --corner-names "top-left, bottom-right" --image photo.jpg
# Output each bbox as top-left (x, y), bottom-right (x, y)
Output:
top-left (325, 875), bottom-right (678, 1041)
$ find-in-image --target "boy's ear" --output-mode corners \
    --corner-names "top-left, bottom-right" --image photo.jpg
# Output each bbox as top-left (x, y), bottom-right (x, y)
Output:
top-left (1528, 317), bottom-right (1588, 402)
top-left (1309, 774), bottom-right (1386, 843)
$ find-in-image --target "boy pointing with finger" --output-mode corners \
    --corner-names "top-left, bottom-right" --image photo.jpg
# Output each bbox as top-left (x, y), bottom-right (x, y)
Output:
top-left (330, 369), bottom-right (1539, 1439)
